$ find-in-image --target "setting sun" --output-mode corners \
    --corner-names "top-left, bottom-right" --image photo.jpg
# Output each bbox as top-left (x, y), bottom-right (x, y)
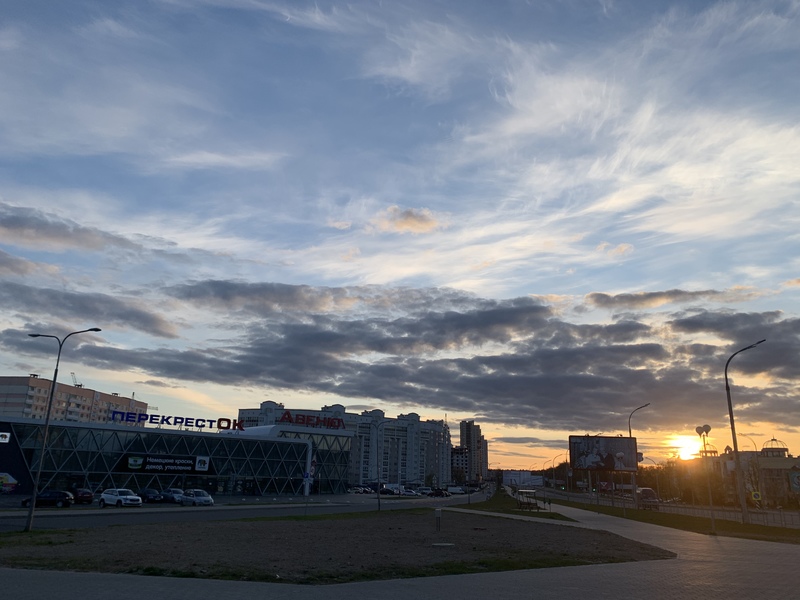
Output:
top-left (668, 435), bottom-right (703, 460)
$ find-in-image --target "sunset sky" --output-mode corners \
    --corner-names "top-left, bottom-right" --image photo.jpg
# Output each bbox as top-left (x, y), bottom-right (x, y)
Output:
top-left (1, 0), bottom-right (798, 469)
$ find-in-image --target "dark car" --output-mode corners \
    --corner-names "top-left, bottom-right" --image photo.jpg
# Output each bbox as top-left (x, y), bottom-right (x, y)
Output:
top-left (137, 488), bottom-right (164, 503)
top-left (73, 488), bottom-right (95, 504)
top-left (20, 490), bottom-right (74, 508)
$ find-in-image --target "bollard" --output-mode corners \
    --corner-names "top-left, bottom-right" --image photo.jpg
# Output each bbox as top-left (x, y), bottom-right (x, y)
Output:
top-left (435, 508), bottom-right (442, 532)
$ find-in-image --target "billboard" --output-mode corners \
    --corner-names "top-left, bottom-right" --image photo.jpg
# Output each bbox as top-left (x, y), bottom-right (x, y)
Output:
top-left (114, 454), bottom-right (214, 475)
top-left (569, 435), bottom-right (638, 473)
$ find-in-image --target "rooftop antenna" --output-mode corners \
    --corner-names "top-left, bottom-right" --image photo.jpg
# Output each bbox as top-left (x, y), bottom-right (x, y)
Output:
top-left (70, 372), bottom-right (83, 388)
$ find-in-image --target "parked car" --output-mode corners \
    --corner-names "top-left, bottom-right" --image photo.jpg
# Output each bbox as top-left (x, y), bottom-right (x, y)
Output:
top-left (181, 489), bottom-right (214, 506)
top-left (137, 488), bottom-right (164, 503)
top-left (429, 489), bottom-right (451, 497)
top-left (20, 490), bottom-right (74, 508)
top-left (98, 488), bottom-right (142, 508)
top-left (379, 487), bottom-right (396, 495)
top-left (72, 488), bottom-right (95, 505)
top-left (401, 489), bottom-right (420, 496)
top-left (160, 488), bottom-right (184, 503)
top-left (637, 487), bottom-right (660, 510)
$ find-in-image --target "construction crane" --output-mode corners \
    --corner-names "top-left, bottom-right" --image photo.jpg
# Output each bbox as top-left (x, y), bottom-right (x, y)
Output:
top-left (70, 372), bottom-right (83, 388)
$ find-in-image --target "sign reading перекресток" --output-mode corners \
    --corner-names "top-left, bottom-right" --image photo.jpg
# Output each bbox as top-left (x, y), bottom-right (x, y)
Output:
top-left (110, 411), bottom-right (245, 430)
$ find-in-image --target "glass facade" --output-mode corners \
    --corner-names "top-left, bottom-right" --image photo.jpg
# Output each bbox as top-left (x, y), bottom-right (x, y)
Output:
top-left (0, 418), bottom-right (352, 496)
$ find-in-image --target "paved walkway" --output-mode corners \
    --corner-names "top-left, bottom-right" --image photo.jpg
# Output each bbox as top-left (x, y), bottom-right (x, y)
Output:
top-left (3, 503), bottom-right (799, 599)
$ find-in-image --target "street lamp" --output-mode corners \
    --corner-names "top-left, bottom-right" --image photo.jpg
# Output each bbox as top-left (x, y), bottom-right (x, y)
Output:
top-left (696, 425), bottom-right (716, 533)
top-left (628, 403), bottom-right (650, 437)
top-left (738, 433), bottom-right (762, 506)
top-left (643, 457), bottom-right (661, 500)
top-left (725, 339), bottom-right (765, 525)
top-left (551, 453), bottom-right (566, 491)
top-left (628, 403), bottom-right (650, 508)
top-left (24, 327), bottom-right (101, 532)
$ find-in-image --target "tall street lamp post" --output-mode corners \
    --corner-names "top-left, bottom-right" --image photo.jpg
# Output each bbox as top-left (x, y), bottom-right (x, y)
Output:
top-left (24, 327), bottom-right (101, 533)
top-left (725, 339), bottom-right (765, 525)
top-left (628, 403), bottom-right (650, 509)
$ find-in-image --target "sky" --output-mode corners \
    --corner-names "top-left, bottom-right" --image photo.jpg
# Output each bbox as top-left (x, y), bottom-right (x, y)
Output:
top-left (1, 0), bottom-right (799, 470)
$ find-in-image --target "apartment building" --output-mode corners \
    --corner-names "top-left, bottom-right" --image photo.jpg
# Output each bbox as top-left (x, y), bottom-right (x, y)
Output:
top-left (239, 400), bottom-right (452, 489)
top-left (0, 374), bottom-right (147, 425)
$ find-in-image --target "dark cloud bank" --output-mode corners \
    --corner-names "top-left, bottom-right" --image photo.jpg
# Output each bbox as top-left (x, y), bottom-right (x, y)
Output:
top-left (5, 278), bottom-right (797, 448)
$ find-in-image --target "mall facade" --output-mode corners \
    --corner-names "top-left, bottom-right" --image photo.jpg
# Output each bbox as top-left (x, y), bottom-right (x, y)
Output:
top-left (0, 415), bottom-right (352, 497)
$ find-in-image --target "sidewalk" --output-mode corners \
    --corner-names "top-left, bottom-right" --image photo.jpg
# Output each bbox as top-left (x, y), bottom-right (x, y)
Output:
top-left (3, 502), bottom-right (800, 599)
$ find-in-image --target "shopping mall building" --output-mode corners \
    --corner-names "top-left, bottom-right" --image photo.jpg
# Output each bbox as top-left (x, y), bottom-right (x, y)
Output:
top-left (0, 377), bottom-right (451, 496)
top-left (0, 415), bottom-right (353, 497)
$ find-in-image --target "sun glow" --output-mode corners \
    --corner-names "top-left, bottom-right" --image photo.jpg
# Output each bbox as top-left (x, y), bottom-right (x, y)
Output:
top-left (668, 435), bottom-right (703, 460)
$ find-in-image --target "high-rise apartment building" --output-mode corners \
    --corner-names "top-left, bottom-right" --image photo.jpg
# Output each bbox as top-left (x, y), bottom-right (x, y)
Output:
top-left (0, 374), bottom-right (148, 425)
top-left (239, 401), bottom-right (452, 489)
top-left (458, 419), bottom-right (489, 484)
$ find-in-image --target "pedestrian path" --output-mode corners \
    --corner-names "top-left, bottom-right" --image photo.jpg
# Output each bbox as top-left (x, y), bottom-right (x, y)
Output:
top-left (2, 502), bottom-right (800, 599)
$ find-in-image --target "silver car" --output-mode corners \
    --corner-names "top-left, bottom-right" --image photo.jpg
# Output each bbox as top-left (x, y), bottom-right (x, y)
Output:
top-left (181, 489), bottom-right (214, 506)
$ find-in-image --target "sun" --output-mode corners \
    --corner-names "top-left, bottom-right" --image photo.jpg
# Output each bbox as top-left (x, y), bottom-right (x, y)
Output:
top-left (668, 435), bottom-right (703, 460)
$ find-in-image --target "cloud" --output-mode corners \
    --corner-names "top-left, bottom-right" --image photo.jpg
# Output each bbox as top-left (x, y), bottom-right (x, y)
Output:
top-left (0, 202), bottom-right (142, 253)
top-left (161, 150), bottom-right (287, 171)
top-left (78, 18), bottom-right (141, 40)
top-left (362, 18), bottom-right (490, 101)
top-left (0, 249), bottom-right (57, 277)
top-left (369, 206), bottom-right (443, 234)
top-left (0, 282), bottom-right (178, 338)
top-left (595, 242), bottom-right (634, 258)
top-left (585, 288), bottom-right (759, 310)
top-left (5, 274), bottom-right (798, 437)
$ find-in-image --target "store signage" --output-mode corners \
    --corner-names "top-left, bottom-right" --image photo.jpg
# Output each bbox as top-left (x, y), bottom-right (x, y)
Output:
top-left (277, 410), bottom-right (346, 429)
top-left (110, 411), bottom-right (245, 431)
top-left (117, 454), bottom-right (214, 474)
top-left (0, 432), bottom-right (10, 443)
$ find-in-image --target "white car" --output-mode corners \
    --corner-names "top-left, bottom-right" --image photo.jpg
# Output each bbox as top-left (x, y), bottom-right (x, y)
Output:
top-left (181, 489), bottom-right (214, 506)
top-left (98, 488), bottom-right (142, 508)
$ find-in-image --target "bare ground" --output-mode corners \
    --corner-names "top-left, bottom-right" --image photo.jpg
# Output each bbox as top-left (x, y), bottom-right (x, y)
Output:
top-left (0, 508), bottom-right (675, 585)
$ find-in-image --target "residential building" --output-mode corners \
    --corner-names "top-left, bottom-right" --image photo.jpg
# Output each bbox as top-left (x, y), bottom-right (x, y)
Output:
top-left (0, 374), bottom-right (147, 425)
top-left (458, 420), bottom-right (489, 484)
top-left (239, 401), bottom-right (452, 489)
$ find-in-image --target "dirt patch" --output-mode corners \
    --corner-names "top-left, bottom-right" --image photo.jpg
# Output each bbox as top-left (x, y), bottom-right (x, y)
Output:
top-left (0, 508), bottom-right (675, 584)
